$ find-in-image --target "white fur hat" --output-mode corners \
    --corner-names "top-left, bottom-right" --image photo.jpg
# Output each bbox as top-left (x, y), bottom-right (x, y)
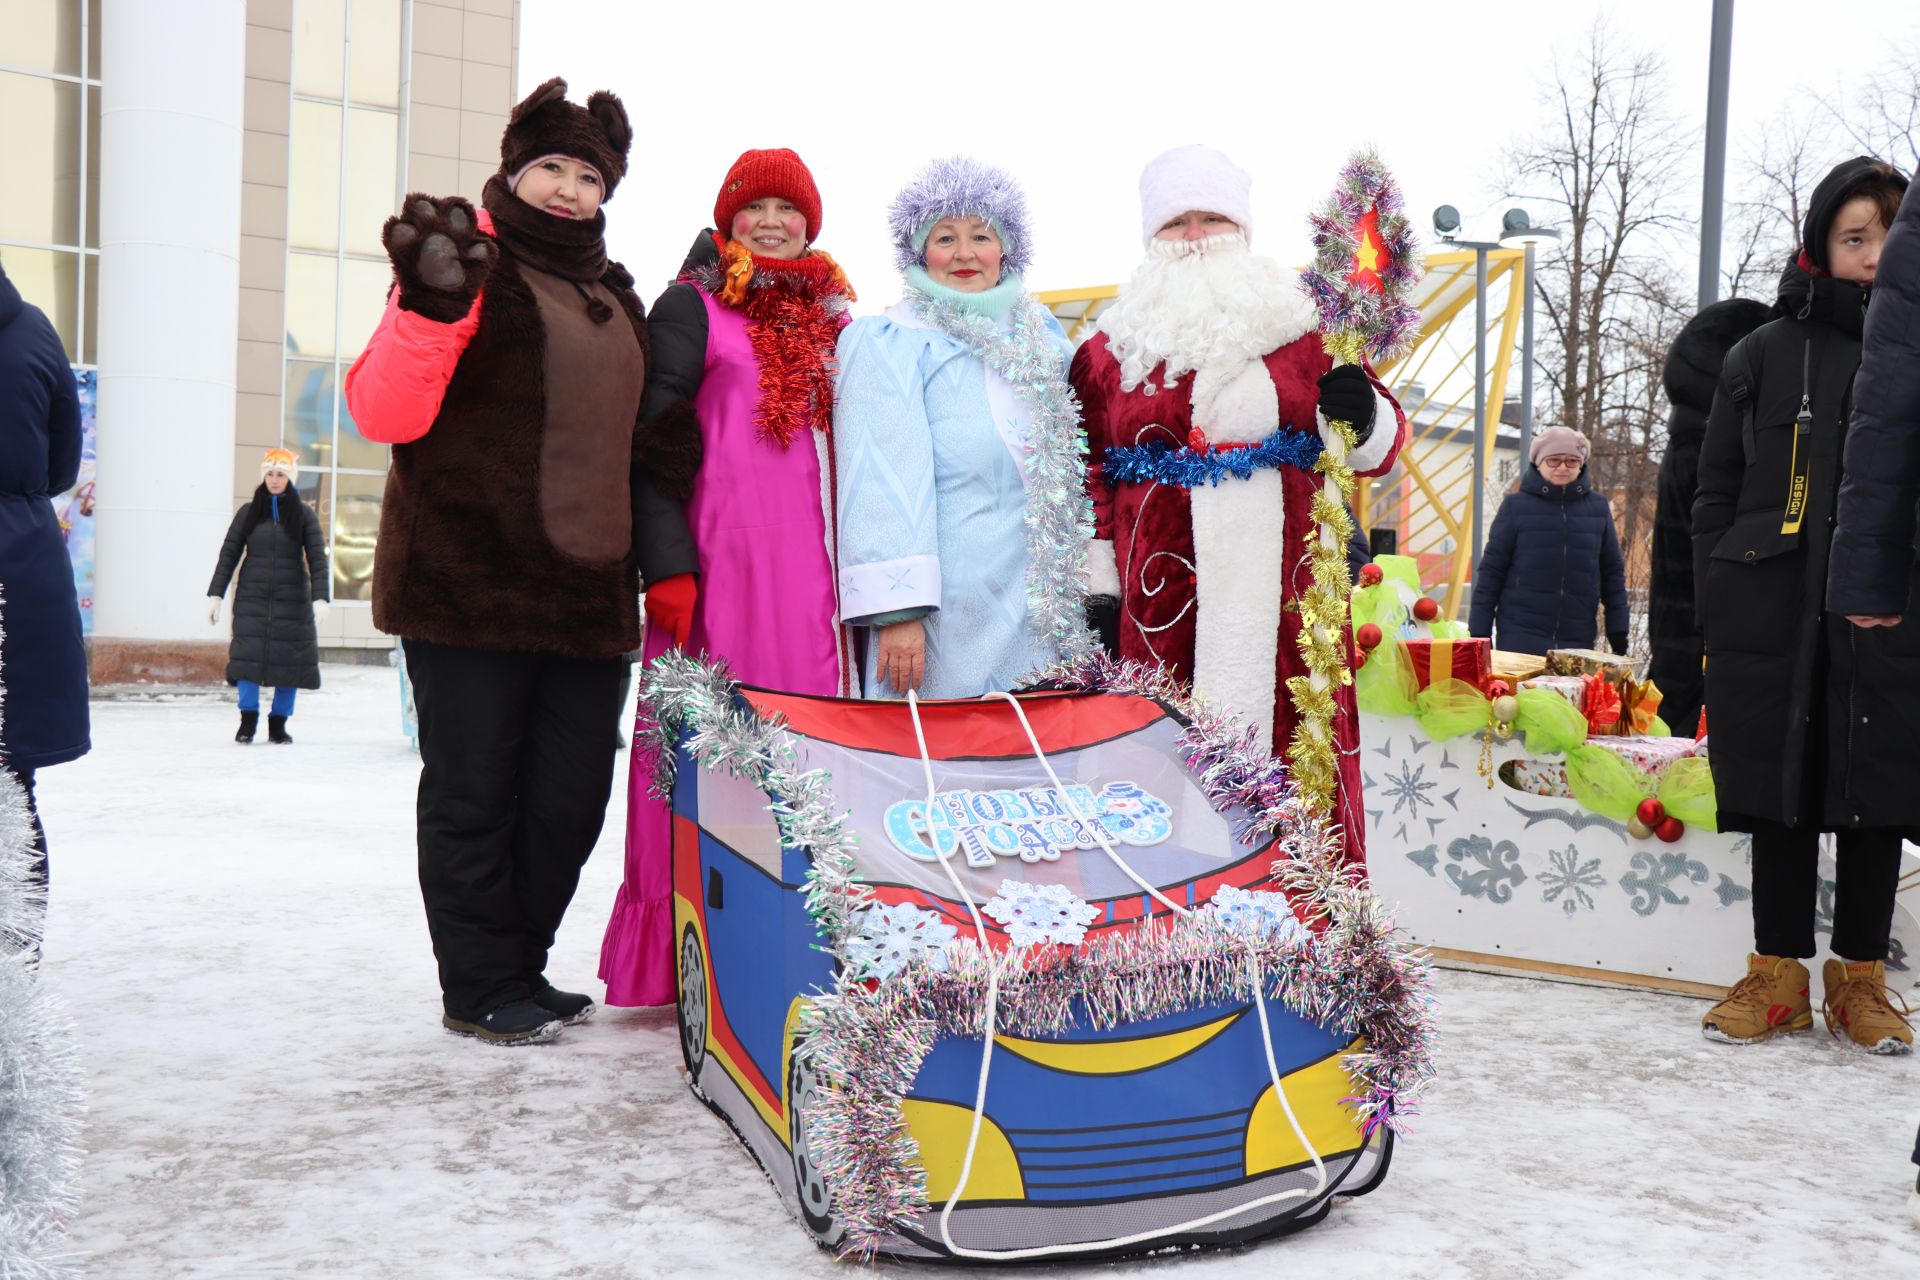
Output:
top-left (1138, 145), bottom-right (1253, 247)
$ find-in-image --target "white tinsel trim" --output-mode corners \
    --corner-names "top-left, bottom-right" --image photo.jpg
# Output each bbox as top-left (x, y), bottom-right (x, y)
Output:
top-left (0, 592), bottom-right (87, 1280)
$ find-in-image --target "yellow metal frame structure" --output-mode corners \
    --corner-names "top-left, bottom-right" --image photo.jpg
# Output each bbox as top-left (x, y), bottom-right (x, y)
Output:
top-left (1038, 246), bottom-right (1528, 620)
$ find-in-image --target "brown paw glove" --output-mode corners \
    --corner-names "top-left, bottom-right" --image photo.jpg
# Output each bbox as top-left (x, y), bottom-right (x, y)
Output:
top-left (382, 194), bottom-right (498, 323)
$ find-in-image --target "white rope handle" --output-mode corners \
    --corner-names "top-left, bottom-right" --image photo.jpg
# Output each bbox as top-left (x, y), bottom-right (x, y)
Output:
top-left (897, 691), bottom-right (1330, 1262)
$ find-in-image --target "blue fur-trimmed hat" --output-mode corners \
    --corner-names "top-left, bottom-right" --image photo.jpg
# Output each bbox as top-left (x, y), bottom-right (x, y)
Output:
top-left (887, 156), bottom-right (1033, 276)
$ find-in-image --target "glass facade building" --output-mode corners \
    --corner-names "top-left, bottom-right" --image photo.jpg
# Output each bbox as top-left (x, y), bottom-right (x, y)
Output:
top-left (283, 0), bottom-right (404, 602)
top-left (0, 0), bottom-right (102, 367)
top-left (11, 0), bottom-right (519, 676)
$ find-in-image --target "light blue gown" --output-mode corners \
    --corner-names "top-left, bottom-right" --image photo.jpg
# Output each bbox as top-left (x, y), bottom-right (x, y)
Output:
top-left (834, 298), bottom-right (1074, 699)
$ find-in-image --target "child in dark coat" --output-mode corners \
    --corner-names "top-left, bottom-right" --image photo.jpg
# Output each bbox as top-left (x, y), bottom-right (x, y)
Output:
top-left (1694, 155), bottom-right (1914, 1055)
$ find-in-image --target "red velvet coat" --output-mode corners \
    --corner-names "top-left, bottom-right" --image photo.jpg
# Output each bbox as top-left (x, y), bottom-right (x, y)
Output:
top-left (1072, 328), bottom-right (1406, 863)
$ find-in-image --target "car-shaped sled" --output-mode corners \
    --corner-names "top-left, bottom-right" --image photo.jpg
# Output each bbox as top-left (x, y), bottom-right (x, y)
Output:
top-left (665, 681), bottom-right (1407, 1262)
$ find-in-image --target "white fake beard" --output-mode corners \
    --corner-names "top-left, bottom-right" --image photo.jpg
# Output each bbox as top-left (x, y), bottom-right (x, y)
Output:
top-left (1097, 231), bottom-right (1315, 394)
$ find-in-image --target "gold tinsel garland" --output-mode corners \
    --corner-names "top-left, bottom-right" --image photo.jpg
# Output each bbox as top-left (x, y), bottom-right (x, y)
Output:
top-left (1283, 326), bottom-right (1365, 816)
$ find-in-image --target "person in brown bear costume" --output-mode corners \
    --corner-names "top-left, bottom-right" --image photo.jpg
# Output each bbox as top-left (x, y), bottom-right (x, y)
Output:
top-left (345, 78), bottom-right (700, 1045)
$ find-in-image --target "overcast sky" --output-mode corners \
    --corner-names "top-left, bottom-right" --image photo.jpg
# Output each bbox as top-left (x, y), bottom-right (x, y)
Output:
top-left (520, 0), bottom-right (1919, 314)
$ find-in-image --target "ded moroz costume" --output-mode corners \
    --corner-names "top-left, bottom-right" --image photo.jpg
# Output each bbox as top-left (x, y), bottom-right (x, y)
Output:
top-left (1071, 146), bottom-right (1406, 863)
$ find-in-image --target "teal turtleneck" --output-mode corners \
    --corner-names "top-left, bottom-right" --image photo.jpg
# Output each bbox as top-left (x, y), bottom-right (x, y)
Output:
top-left (905, 266), bottom-right (1025, 323)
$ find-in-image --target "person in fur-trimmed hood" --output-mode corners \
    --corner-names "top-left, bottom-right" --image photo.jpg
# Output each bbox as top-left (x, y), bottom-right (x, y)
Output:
top-left (345, 78), bottom-right (699, 1046)
top-left (1071, 146), bottom-right (1406, 866)
top-left (597, 148), bottom-right (855, 1008)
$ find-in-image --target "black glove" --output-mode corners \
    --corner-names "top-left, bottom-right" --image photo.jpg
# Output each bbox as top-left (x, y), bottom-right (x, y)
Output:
top-left (382, 194), bottom-right (498, 323)
top-left (1085, 595), bottom-right (1120, 656)
top-left (1608, 632), bottom-right (1630, 656)
top-left (1316, 365), bottom-right (1376, 445)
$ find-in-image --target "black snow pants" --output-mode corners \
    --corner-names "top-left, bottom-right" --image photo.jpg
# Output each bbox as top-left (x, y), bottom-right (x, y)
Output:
top-left (405, 638), bottom-right (624, 1020)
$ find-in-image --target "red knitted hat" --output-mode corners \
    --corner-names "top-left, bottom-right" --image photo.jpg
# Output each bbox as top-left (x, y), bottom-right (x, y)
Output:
top-left (713, 149), bottom-right (822, 242)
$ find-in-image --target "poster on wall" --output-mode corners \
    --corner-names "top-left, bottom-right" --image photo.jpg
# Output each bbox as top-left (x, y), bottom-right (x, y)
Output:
top-left (53, 367), bottom-right (97, 634)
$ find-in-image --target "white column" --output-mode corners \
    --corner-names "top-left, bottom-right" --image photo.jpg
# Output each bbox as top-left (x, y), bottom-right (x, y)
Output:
top-left (92, 0), bottom-right (246, 653)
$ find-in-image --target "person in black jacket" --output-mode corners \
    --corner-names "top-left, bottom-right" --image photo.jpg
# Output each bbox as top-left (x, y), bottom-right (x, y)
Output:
top-left (206, 448), bottom-right (329, 745)
top-left (1693, 155), bottom-right (1915, 1055)
top-left (0, 258), bottom-right (89, 945)
top-left (1645, 299), bottom-right (1772, 738)
top-left (1468, 425), bottom-right (1629, 657)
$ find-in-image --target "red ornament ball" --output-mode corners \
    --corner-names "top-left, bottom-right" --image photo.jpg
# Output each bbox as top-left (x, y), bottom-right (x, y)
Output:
top-left (1655, 816), bottom-right (1686, 843)
top-left (1636, 797), bottom-right (1666, 828)
top-left (1356, 623), bottom-right (1383, 650)
top-left (1412, 597), bottom-right (1440, 622)
top-left (1358, 563), bottom-right (1383, 587)
top-left (1486, 679), bottom-right (1511, 699)
top-left (1353, 650), bottom-right (1369, 671)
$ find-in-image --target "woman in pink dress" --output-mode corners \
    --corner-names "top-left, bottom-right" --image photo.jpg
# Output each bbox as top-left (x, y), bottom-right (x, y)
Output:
top-left (599, 149), bottom-right (853, 1005)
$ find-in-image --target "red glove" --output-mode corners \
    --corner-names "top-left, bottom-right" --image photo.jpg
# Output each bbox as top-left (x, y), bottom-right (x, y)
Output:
top-left (644, 574), bottom-right (697, 649)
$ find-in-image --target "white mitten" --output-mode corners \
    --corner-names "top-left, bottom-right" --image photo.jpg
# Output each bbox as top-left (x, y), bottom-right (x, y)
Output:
top-left (312, 600), bottom-right (330, 627)
top-left (207, 596), bottom-right (222, 626)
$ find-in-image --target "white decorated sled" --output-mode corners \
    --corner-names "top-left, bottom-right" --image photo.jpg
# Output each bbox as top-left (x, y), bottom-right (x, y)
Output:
top-left (1361, 711), bottom-right (1920, 995)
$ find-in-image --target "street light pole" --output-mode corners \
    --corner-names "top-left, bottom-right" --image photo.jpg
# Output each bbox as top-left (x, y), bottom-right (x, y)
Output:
top-left (1471, 246), bottom-right (1489, 570)
top-left (1699, 0), bottom-right (1736, 307)
top-left (1519, 242), bottom-right (1537, 466)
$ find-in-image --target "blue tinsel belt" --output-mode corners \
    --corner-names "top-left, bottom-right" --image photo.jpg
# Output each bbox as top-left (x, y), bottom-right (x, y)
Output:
top-left (1102, 427), bottom-right (1322, 489)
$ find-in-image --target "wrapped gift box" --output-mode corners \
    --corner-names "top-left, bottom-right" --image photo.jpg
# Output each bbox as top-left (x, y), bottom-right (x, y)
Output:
top-left (1545, 648), bottom-right (1636, 680)
top-left (1587, 734), bottom-right (1697, 776)
top-left (1500, 734), bottom-right (1700, 801)
top-left (1403, 637), bottom-right (1492, 693)
top-left (1500, 757), bottom-right (1571, 799)
top-left (1519, 674), bottom-right (1587, 711)
top-left (1492, 650), bottom-right (1548, 682)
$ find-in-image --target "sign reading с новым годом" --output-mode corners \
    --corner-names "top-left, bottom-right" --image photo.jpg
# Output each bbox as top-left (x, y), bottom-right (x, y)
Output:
top-left (884, 782), bottom-right (1174, 867)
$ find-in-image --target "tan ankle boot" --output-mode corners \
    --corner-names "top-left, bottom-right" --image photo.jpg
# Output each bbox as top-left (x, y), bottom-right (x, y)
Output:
top-left (1821, 959), bottom-right (1915, 1055)
top-left (1702, 954), bottom-right (1813, 1045)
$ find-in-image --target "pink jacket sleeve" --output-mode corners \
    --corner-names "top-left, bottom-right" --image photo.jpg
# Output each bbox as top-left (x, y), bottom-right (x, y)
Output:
top-left (343, 286), bottom-right (484, 445)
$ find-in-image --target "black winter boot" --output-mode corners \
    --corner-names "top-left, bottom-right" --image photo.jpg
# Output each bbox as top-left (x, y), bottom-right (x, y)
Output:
top-left (235, 710), bottom-right (258, 744)
top-left (530, 981), bottom-right (597, 1025)
top-left (267, 715), bottom-right (292, 744)
top-left (442, 999), bottom-right (564, 1045)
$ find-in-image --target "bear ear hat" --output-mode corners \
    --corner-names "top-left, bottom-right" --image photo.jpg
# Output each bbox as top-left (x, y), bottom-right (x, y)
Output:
top-left (510, 75), bottom-right (568, 125)
top-left (585, 90), bottom-right (631, 162)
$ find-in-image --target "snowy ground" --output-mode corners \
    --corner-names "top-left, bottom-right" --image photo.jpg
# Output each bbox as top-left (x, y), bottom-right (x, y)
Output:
top-left (35, 664), bottom-right (1920, 1279)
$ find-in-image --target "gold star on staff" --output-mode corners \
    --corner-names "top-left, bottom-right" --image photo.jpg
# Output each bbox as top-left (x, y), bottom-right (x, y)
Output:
top-left (1354, 230), bottom-right (1381, 274)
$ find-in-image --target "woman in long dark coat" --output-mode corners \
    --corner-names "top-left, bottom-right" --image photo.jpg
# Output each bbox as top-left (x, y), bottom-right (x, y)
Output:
top-left (206, 448), bottom-right (329, 744)
top-left (1694, 156), bottom-right (1916, 1055)
top-left (0, 258), bottom-right (89, 929)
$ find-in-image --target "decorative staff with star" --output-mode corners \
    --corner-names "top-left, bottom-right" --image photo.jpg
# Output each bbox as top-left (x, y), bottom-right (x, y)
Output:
top-left (1287, 150), bottom-right (1424, 821)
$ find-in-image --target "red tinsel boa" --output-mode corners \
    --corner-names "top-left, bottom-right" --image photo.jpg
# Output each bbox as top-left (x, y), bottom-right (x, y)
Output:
top-left (703, 234), bottom-right (854, 450)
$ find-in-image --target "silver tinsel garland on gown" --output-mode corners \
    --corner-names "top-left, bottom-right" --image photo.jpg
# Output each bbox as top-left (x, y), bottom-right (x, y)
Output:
top-left (0, 599), bottom-right (85, 1279)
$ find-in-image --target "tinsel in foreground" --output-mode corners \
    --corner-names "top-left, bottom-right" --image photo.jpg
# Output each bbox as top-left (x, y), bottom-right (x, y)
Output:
top-left (640, 650), bottom-right (1436, 1261)
top-left (1288, 151), bottom-right (1425, 822)
top-left (907, 285), bottom-right (1098, 669)
top-left (0, 598), bottom-right (86, 1280)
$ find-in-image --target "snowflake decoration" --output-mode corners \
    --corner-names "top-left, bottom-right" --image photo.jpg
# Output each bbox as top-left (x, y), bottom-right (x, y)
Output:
top-left (844, 902), bottom-right (958, 980)
top-left (1538, 845), bottom-right (1605, 916)
top-left (1207, 885), bottom-right (1306, 944)
top-left (983, 880), bottom-right (1101, 948)
top-left (1382, 759), bottom-right (1436, 817)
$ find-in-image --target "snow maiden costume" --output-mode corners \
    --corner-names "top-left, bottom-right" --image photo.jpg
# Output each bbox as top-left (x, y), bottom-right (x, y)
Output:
top-left (346, 79), bottom-right (698, 1042)
top-left (599, 148), bottom-right (854, 1007)
top-left (833, 156), bottom-right (1096, 698)
top-left (1070, 146), bottom-right (1406, 864)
